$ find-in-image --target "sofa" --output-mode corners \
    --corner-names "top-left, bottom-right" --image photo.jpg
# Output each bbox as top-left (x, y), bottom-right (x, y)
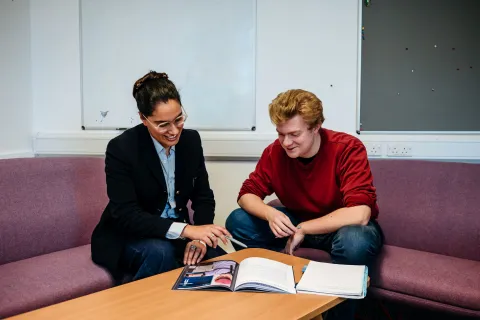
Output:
top-left (0, 157), bottom-right (113, 318)
top-left (270, 159), bottom-right (480, 318)
top-left (2, 157), bottom-right (479, 318)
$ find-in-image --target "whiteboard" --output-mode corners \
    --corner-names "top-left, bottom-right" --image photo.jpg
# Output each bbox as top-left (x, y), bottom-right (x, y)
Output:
top-left (80, 0), bottom-right (256, 130)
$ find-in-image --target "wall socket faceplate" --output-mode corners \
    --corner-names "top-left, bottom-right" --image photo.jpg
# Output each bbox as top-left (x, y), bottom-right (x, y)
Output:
top-left (366, 143), bottom-right (382, 156)
top-left (387, 144), bottom-right (413, 157)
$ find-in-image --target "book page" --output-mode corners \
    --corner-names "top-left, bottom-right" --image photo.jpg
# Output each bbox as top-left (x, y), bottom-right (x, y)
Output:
top-left (234, 257), bottom-right (296, 293)
top-left (296, 261), bottom-right (366, 297)
top-left (174, 260), bottom-right (238, 290)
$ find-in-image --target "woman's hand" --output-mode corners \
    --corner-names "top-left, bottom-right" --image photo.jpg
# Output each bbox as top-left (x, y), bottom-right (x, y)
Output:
top-left (184, 240), bottom-right (207, 265)
top-left (181, 224), bottom-right (231, 248)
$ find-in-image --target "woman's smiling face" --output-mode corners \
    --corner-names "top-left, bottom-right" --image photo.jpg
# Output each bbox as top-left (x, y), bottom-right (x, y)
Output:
top-left (140, 99), bottom-right (184, 150)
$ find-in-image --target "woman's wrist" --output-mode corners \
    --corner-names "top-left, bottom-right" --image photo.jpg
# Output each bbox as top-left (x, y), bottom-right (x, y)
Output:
top-left (181, 224), bottom-right (192, 239)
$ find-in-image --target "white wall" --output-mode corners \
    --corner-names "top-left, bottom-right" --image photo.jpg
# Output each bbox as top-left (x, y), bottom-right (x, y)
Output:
top-left (205, 161), bottom-right (276, 227)
top-left (206, 160), bottom-right (278, 252)
top-left (30, 0), bottom-right (82, 133)
top-left (0, 0), bottom-right (33, 158)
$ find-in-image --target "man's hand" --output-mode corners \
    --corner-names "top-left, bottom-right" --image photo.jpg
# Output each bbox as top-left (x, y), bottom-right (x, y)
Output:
top-left (181, 224), bottom-right (231, 248)
top-left (184, 240), bottom-right (207, 265)
top-left (265, 207), bottom-right (297, 238)
top-left (285, 226), bottom-right (305, 255)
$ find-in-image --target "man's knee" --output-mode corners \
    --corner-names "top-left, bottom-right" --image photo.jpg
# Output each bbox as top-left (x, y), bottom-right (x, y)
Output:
top-left (225, 207), bottom-right (275, 250)
top-left (225, 207), bottom-right (250, 235)
top-left (331, 223), bottom-right (382, 265)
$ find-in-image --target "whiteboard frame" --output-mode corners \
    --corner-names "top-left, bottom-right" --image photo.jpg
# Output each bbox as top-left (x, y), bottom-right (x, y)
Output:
top-left (79, 0), bottom-right (85, 130)
top-left (355, 0), bottom-right (363, 135)
top-left (78, 0), bottom-right (257, 132)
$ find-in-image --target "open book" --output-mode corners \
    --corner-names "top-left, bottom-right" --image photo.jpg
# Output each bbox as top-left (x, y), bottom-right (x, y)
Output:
top-left (296, 261), bottom-right (368, 299)
top-left (172, 257), bottom-right (296, 294)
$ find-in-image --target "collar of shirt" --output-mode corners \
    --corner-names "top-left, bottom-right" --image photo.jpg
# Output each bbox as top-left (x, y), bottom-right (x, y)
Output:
top-left (151, 135), bottom-right (175, 156)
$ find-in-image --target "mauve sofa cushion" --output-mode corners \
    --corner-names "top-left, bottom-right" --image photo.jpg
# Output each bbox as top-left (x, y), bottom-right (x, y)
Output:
top-left (369, 160), bottom-right (480, 261)
top-left (370, 245), bottom-right (480, 311)
top-left (0, 157), bottom-right (107, 265)
top-left (0, 244), bottom-right (113, 319)
top-left (369, 287), bottom-right (480, 318)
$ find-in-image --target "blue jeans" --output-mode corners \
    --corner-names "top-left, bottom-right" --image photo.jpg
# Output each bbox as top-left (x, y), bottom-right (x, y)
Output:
top-left (119, 238), bottom-right (227, 282)
top-left (225, 207), bottom-right (384, 320)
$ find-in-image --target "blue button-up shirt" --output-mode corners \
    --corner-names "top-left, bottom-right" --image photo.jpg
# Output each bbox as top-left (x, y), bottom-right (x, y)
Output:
top-left (151, 136), bottom-right (186, 239)
top-left (151, 137), bottom-right (177, 218)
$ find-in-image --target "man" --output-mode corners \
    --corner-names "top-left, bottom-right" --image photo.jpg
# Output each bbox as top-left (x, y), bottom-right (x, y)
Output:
top-left (226, 89), bottom-right (383, 319)
top-left (91, 71), bottom-right (230, 283)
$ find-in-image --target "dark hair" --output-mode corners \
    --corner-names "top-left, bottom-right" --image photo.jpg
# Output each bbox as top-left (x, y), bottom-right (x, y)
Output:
top-left (132, 70), bottom-right (182, 117)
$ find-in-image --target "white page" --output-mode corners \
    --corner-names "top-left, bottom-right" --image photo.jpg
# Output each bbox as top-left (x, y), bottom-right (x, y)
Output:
top-left (296, 261), bottom-right (365, 296)
top-left (234, 257), bottom-right (296, 294)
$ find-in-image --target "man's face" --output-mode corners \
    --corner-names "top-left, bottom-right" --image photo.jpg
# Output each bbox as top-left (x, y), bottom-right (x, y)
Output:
top-left (276, 115), bottom-right (320, 158)
top-left (140, 99), bottom-right (184, 149)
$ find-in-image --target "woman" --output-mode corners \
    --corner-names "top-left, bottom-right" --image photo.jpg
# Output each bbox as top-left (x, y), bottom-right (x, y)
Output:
top-left (91, 71), bottom-right (230, 282)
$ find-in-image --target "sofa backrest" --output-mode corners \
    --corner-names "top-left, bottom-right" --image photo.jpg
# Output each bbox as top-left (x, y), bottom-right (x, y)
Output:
top-left (0, 157), bottom-right (107, 265)
top-left (370, 159), bottom-right (480, 261)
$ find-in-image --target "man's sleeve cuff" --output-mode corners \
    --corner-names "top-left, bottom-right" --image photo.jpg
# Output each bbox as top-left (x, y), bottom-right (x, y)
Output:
top-left (344, 193), bottom-right (375, 208)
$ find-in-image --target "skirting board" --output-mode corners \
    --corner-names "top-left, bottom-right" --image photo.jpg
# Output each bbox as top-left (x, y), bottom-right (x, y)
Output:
top-left (0, 151), bottom-right (35, 159)
top-left (33, 131), bottom-right (480, 160)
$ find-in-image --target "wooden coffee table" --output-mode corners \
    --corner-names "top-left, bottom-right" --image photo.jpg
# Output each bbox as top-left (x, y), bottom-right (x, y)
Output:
top-left (8, 248), bottom-right (345, 320)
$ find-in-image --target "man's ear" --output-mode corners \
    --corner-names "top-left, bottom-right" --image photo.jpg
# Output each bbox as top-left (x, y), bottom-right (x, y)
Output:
top-left (312, 123), bottom-right (322, 134)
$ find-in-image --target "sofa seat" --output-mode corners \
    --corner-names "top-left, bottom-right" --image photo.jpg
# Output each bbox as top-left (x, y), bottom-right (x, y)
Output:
top-left (0, 244), bottom-right (113, 318)
top-left (293, 247), bottom-right (331, 263)
top-left (370, 245), bottom-right (480, 312)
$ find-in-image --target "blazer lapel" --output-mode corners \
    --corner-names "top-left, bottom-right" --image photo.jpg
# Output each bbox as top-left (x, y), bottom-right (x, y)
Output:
top-left (175, 132), bottom-right (187, 191)
top-left (138, 126), bottom-right (167, 191)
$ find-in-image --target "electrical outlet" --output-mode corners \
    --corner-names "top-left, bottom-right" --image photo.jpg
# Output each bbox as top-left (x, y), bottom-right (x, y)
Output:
top-left (366, 143), bottom-right (382, 156)
top-left (387, 144), bottom-right (412, 157)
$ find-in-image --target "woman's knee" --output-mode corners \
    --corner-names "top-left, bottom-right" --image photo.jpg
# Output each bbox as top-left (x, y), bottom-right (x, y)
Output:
top-left (122, 238), bottom-right (178, 280)
top-left (138, 238), bottom-right (176, 259)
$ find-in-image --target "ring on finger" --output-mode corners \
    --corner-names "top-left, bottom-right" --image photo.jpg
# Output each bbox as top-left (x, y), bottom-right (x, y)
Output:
top-left (190, 244), bottom-right (197, 251)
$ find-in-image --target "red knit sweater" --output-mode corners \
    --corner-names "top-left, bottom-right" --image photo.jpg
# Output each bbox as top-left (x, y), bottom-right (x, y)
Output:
top-left (238, 128), bottom-right (379, 222)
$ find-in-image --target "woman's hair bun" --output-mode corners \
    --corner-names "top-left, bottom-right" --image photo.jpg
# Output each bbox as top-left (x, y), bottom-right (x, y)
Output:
top-left (133, 70), bottom-right (169, 97)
